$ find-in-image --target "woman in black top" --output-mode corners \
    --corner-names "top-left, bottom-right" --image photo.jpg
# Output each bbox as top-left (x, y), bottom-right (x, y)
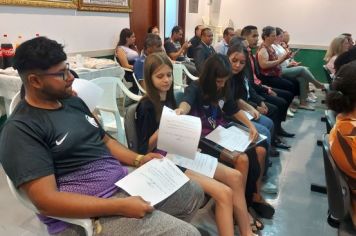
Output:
top-left (178, 54), bottom-right (274, 219)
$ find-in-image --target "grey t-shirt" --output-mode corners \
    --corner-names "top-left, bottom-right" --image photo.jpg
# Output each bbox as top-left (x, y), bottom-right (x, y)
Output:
top-left (0, 96), bottom-right (108, 187)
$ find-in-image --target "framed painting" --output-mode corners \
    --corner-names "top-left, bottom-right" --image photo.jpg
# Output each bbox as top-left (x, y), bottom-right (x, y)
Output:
top-left (0, 0), bottom-right (78, 9)
top-left (78, 0), bottom-right (132, 13)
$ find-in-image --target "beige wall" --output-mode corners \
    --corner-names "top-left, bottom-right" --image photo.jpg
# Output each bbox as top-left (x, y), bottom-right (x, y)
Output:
top-left (0, 5), bottom-right (130, 54)
top-left (185, 0), bottom-right (356, 47)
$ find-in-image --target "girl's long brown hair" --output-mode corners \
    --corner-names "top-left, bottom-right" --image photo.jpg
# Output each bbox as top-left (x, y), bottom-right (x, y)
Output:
top-left (143, 52), bottom-right (176, 121)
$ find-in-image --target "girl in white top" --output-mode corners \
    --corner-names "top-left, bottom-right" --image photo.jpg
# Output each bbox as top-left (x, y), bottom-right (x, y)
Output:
top-left (115, 28), bottom-right (139, 69)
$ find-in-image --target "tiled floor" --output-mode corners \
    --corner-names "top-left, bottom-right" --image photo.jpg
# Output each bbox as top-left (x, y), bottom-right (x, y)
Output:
top-left (0, 97), bottom-right (338, 236)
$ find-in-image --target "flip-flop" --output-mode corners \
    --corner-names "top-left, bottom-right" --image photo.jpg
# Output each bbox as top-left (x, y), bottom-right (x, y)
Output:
top-left (249, 207), bottom-right (265, 231)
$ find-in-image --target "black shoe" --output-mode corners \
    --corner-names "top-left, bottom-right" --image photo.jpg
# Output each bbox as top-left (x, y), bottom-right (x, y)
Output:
top-left (273, 137), bottom-right (291, 149)
top-left (270, 147), bottom-right (280, 157)
top-left (251, 201), bottom-right (275, 219)
top-left (277, 128), bottom-right (295, 138)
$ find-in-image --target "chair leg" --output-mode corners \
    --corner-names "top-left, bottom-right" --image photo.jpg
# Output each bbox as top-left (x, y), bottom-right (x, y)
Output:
top-left (310, 183), bottom-right (327, 194)
top-left (317, 140), bottom-right (323, 146)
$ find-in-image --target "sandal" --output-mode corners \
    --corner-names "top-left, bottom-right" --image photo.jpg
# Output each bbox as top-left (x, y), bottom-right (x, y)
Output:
top-left (249, 208), bottom-right (264, 231)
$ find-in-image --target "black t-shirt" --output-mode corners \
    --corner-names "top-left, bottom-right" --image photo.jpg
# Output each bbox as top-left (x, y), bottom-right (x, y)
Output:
top-left (0, 96), bottom-right (107, 187)
top-left (164, 40), bottom-right (185, 61)
top-left (182, 81), bottom-right (239, 135)
top-left (136, 98), bottom-right (160, 154)
top-left (183, 81), bottom-right (239, 116)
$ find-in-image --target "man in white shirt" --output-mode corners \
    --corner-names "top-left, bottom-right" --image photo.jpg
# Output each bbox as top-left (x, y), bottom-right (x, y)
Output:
top-left (214, 27), bottom-right (235, 55)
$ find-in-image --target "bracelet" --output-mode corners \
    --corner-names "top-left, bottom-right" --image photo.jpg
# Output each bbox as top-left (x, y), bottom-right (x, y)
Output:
top-left (133, 154), bottom-right (145, 167)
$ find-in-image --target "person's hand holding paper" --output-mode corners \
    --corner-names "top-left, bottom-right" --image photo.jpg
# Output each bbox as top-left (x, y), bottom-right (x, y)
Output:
top-left (157, 106), bottom-right (201, 159)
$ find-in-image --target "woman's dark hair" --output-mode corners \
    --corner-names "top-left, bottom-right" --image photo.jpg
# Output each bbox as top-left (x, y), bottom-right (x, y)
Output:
top-left (229, 36), bottom-right (246, 47)
top-left (326, 60), bottom-right (356, 113)
top-left (118, 28), bottom-right (134, 46)
top-left (199, 54), bottom-right (232, 103)
top-left (226, 44), bottom-right (248, 100)
top-left (143, 52), bottom-right (176, 121)
top-left (334, 46), bottom-right (356, 73)
top-left (261, 26), bottom-right (276, 40)
top-left (147, 26), bottom-right (158, 34)
top-left (276, 27), bottom-right (284, 36)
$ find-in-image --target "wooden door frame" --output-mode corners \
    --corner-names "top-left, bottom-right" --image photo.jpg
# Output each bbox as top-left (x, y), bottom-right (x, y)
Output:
top-left (178, 0), bottom-right (186, 42)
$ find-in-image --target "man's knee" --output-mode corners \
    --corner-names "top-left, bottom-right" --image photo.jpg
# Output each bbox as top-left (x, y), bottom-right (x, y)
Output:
top-left (173, 222), bottom-right (201, 236)
top-left (176, 180), bottom-right (205, 213)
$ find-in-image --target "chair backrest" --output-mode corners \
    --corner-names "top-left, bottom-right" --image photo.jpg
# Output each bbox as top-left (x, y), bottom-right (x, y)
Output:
top-left (173, 63), bottom-right (198, 91)
top-left (9, 91), bottom-right (21, 114)
top-left (322, 134), bottom-right (351, 220)
top-left (91, 77), bottom-right (126, 144)
top-left (91, 77), bottom-right (119, 111)
top-left (173, 63), bottom-right (186, 90)
top-left (325, 109), bottom-right (337, 133)
top-left (124, 103), bottom-right (139, 152)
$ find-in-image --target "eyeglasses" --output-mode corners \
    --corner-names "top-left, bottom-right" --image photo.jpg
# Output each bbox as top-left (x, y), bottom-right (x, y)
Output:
top-left (37, 63), bottom-right (71, 81)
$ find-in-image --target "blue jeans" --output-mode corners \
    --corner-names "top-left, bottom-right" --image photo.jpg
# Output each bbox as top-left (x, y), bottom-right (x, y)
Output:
top-left (252, 114), bottom-right (273, 147)
top-left (253, 115), bottom-right (274, 175)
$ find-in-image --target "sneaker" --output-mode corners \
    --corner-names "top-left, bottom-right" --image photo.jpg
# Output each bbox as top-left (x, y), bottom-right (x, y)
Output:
top-left (287, 108), bottom-right (295, 117)
top-left (299, 104), bottom-right (315, 110)
top-left (262, 182), bottom-right (279, 194)
top-left (308, 92), bottom-right (318, 100)
top-left (306, 97), bottom-right (317, 103)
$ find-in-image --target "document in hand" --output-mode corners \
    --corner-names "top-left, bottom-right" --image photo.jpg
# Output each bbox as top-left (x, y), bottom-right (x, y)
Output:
top-left (157, 106), bottom-right (202, 159)
top-left (166, 152), bottom-right (218, 178)
top-left (205, 125), bottom-right (251, 152)
top-left (72, 79), bottom-right (103, 112)
top-left (115, 158), bottom-right (189, 206)
top-left (242, 110), bottom-right (254, 120)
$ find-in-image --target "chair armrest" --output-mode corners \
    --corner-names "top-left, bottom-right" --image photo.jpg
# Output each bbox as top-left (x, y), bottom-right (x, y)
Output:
top-left (122, 67), bottom-right (134, 73)
top-left (181, 65), bottom-right (199, 81)
top-left (117, 79), bottom-right (142, 101)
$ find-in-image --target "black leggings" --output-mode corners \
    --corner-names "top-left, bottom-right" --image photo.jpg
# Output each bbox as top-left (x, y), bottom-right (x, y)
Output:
top-left (198, 141), bottom-right (260, 207)
top-left (261, 75), bottom-right (299, 97)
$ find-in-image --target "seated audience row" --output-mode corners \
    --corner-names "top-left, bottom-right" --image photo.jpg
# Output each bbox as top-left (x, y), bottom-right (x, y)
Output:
top-left (0, 37), bottom-right (204, 236)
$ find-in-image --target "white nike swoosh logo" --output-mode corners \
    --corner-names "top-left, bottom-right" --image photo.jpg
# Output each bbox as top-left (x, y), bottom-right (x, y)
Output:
top-left (56, 132), bottom-right (68, 146)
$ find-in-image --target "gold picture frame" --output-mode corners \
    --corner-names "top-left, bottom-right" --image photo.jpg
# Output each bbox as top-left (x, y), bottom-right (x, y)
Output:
top-left (78, 0), bottom-right (132, 13)
top-left (0, 0), bottom-right (78, 9)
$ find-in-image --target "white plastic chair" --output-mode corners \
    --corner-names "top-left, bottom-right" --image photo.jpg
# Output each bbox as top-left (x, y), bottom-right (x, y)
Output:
top-left (9, 91), bottom-right (21, 113)
top-left (114, 55), bottom-right (146, 95)
top-left (6, 176), bottom-right (93, 236)
top-left (173, 63), bottom-right (199, 91)
top-left (122, 67), bottom-right (146, 94)
top-left (7, 92), bottom-right (93, 236)
top-left (91, 77), bottom-right (128, 145)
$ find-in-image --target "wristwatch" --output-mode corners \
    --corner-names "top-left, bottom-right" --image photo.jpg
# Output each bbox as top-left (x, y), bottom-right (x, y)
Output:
top-left (133, 155), bottom-right (145, 167)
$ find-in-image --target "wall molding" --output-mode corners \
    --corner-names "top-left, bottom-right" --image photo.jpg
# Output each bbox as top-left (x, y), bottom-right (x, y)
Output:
top-left (289, 44), bottom-right (328, 50)
top-left (68, 48), bottom-right (115, 57)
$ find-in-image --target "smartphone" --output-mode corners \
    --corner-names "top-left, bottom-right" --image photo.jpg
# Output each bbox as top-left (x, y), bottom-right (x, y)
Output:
top-left (292, 48), bottom-right (300, 54)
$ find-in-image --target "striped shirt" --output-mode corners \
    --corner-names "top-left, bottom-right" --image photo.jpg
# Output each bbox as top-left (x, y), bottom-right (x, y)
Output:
top-left (329, 114), bottom-right (356, 189)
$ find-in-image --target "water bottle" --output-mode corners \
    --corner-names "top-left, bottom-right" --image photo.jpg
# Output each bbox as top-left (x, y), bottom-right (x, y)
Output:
top-left (0, 46), bottom-right (3, 69)
top-left (1, 34), bottom-right (15, 68)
